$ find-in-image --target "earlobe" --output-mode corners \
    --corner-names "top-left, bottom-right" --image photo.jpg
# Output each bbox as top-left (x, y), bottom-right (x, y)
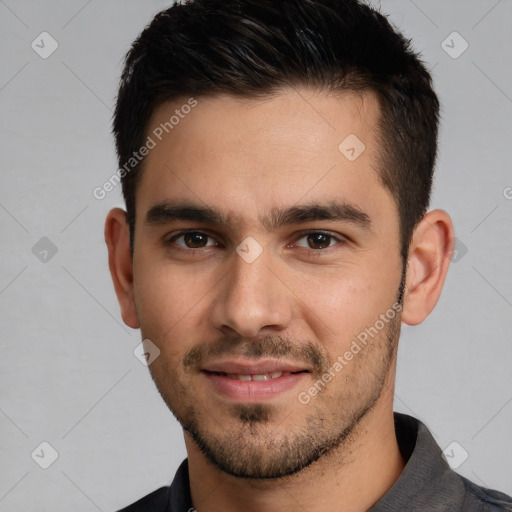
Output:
top-left (104, 208), bottom-right (140, 329)
top-left (401, 210), bottom-right (454, 326)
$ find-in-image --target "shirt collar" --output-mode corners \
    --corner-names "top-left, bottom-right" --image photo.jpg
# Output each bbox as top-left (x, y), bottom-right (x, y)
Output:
top-left (369, 412), bottom-right (462, 511)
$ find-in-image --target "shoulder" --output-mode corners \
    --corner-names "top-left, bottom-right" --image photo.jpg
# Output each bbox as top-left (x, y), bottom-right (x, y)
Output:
top-left (116, 486), bottom-right (170, 512)
top-left (460, 476), bottom-right (512, 511)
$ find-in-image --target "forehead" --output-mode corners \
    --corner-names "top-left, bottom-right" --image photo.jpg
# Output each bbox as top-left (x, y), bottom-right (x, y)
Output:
top-left (136, 87), bottom-right (395, 231)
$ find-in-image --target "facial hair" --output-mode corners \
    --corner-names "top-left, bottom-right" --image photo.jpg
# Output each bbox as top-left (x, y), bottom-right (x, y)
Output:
top-left (146, 300), bottom-right (402, 480)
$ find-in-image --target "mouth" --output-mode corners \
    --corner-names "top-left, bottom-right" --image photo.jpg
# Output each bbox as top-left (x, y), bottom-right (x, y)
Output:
top-left (203, 369), bottom-right (308, 381)
top-left (201, 360), bottom-right (310, 401)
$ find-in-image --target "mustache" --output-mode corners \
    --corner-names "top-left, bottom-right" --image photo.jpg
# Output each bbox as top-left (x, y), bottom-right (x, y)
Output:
top-left (183, 334), bottom-right (332, 376)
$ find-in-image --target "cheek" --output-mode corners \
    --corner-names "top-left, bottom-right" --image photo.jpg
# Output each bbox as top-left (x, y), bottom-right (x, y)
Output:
top-left (291, 262), bottom-right (399, 345)
top-left (133, 259), bottom-right (209, 348)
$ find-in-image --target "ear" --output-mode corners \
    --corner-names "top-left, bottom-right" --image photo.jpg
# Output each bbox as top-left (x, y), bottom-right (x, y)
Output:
top-left (104, 208), bottom-right (140, 329)
top-left (401, 209), bottom-right (454, 326)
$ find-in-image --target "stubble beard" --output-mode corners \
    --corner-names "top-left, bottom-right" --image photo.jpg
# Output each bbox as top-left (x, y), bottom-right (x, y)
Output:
top-left (147, 308), bottom-right (402, 480)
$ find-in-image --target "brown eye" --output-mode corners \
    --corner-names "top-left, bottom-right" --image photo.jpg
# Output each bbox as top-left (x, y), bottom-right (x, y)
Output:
top-left (306, 232), bottom-right (332, 249)
top-left (183, 232), bottom-right (209, 248)
top-left (170, 231), bottom-right (216, 249)
top-left (293, 231), bottom-right (347, 252)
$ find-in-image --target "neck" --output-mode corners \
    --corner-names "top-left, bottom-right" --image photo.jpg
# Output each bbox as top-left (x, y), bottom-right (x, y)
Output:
top-left (185, 388), bottom-right (404, 512)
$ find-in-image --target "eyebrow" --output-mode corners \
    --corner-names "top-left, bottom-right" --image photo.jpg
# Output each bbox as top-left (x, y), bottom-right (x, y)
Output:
top-left (145, 200), bottom-right (372, 231)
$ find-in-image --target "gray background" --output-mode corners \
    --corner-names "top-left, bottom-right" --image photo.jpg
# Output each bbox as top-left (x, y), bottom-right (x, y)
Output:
top-left (1, 1), bottom-right (511, 510)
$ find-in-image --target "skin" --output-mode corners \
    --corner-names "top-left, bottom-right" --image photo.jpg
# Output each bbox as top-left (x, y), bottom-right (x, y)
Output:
top-left (105, 87), bottom-right (454, 512)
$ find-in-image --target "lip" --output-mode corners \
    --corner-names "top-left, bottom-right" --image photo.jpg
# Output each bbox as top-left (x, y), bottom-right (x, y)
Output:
top-left (202, 358), bottom-right (309, 375)
top-left (201, 358), bottom-right (310, 402)
top-left (203, 371), bottom-right (308, 401)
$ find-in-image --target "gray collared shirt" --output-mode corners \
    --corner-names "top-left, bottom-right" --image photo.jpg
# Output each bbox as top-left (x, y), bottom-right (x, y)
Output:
top-left (118, 413), bottom-right (512, 511)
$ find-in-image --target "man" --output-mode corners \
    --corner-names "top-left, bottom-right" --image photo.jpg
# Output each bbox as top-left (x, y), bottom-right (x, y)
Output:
top-left (105, 0), bottom-right (512, 510)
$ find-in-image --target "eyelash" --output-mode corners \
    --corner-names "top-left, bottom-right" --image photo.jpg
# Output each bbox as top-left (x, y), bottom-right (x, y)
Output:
top-left (165, 229), bottom-right (348, 255)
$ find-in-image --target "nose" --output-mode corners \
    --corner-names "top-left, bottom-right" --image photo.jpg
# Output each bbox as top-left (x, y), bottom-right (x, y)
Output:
top-left (209, 244), bottom-right (294, 338)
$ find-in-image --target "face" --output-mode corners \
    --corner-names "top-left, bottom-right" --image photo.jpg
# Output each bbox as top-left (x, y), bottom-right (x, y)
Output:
top-left (131, 88), bottom-right (404, 479)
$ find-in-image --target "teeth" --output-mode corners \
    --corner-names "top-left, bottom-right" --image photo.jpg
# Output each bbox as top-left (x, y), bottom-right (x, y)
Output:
top-left (252, 374), bottom-right (269, 381)
top-left (225, 371), bottom-right (288, 381)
